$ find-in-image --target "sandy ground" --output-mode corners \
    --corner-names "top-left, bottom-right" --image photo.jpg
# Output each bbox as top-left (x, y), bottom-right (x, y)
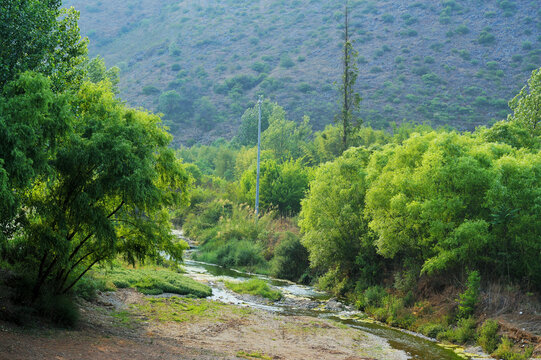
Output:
top-left (0, 289), bottom-right (407, 360)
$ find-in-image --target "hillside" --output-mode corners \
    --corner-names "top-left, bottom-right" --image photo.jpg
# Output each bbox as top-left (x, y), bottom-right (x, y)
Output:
top-left (64, 0), bottom-right (541, 145)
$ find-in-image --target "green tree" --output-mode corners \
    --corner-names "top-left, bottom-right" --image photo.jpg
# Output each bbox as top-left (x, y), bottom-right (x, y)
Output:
top-left (193, 96), bottom-right (220, 130)
top-left (508, 67), bottom-right (541, 138)
top-left (0, 72), bottom-right (71, 246)
top-left (85, 56), bottom-right (120, 94)
top-left (262, 109), bottom-right (312, 162)
top-left (0, 1), bottom-right (88, 90)
top-left (365, 132), bottom-right (509, 273)
top-left (2, 79), bottom-right (190, 300)
top-left (335, 4), bottom-right (362, 152)
top-left (300, 147), bottom-right (381, 294)
top-left (234, 100), bottom-right (277, 146)
top-left (239, 159), bottom-right (309, 216)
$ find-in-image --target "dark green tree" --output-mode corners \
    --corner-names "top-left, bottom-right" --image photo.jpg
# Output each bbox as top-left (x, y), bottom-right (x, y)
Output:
top-left (0, 78), bottom-right (190, 300)
top-left (335, 3), bottom-right (362, 152)
top-left (0, 0), bottom-right (88, 90)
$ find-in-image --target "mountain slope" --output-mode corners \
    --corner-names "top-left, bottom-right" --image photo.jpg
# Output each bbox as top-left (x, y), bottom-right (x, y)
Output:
top-left (65, 0), bottom-right (541, 145)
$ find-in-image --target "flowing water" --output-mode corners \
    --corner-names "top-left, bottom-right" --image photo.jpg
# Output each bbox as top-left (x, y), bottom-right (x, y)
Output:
top-left (181, 258), bottom-right (484, 360)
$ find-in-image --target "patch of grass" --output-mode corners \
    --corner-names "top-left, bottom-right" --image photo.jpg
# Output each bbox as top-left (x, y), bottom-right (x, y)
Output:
top-left (111, 310), bottom-right (140, 328)
top-left (135, 297), bottom-right (251, 323)
top-left (101, 267), bottom-right (212, 298)
top-left (225, 279), bottom-right (282, 301)
top-left (236, 351), bottom-right (272, 360)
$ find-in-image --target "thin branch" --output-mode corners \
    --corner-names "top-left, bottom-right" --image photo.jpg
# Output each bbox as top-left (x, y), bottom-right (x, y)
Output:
top-left (61, 258), bottom-right (101, 295)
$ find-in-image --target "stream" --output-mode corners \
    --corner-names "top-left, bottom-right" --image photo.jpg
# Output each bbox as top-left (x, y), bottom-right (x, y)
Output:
top-left (172, 229), bottom-right (486, 360)
top-left (181, 258), bottom-right (485, 360)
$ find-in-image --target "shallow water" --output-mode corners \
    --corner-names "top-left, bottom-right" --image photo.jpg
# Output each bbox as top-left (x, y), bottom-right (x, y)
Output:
top-left (182, 259), bottom-right (478, 360)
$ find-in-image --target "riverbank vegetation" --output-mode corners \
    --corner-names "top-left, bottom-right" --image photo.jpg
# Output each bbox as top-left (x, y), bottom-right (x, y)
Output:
top-left (0, 1), bottom-right (539, 359)
top-left (178, 68), bottom-right (541, 358)
top-left (225, 279), bottom-right (282, 301)
top-left (0, 0), bottom-right (192, 326)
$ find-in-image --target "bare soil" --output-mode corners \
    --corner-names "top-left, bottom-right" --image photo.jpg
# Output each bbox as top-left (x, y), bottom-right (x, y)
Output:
top-left (0, 289), bottom-right (406, 360)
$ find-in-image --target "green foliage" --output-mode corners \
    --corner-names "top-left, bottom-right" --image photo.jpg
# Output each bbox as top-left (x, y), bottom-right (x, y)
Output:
top-left (85, 56), bottom-right (120, 93)
top-left (300, 147), bottom-right (383, 295)
top-left (103, 267), bottom-right (211, 298)
top-left (418, 322), bottom-right (447, 339)
top-left (270, 232), bottom-right (310, 282)
top-left (239, 159), bottom-right (309, 216)
top-left (477, 319), bottom-right (500, 354)
top-left (0, 72), bottom-right (71, 237)
top-left (1, 77), bottom-right (191, 301)
top-left (234, 100), bottom-right (275, 146)
top-left (360, 286), bottom-right (387, 308)
top-left (0, 1), bottom-right (88, 90)
top-left (73, 274), bottom-right (109, 301)
top-left (438, 317), bottom-right (477, 344)
top-left (336, 7), bottom-right (362, 151)
top-left (478, 29), bottom-right (496, 45)
top-left (36, 294), bottom-right (80, 327)
top-left (508, 67), bottom-right (541, 137)
top-left (225, 279), bottom-right (282, 301)
top-left (261, 107), bottom-right (312, 161)
top-left (492, 337), bottom-right (534, 360)
top-left (458, 271), bottom-right (481, 318)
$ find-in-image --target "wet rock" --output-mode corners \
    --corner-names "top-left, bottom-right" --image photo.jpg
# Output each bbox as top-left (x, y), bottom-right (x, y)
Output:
top-left (324, 298), bottom-right (352, 312)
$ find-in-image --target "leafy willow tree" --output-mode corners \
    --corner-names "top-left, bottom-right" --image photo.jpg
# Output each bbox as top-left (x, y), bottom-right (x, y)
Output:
top-left (0, 0), bottom-right (87, 90)
top-left (1, 75), bottom-right (190, 299)
top-left (85, 56), bottom-right (120, 93)
top-left (365, 132), bottom-right (509, 271)
top-left (262, 110), bottom-right (312, 162)
top-left (508, 68), bottom-right (541, 138)
top-left (0, 73), bottom-right (71, 247)
top-left (234, 100), bottom-right (277, 146)
top-left (299, 147), bottom-right (382, 295)
top-left (335, 4), bottom-right (362, 152)
top-left (239, 159), bottom-right (309, 216)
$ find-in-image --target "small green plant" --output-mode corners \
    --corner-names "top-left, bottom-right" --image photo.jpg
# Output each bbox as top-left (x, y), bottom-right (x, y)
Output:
top-left (477, 319), bottom-right (500, 353)
top-left (361, 286), bottom-right (387, 308)
top-left (492, 337), bottom-right (534, 360)
top-left (458, 270), bottom-right (480, 318)
top-left (478, 29), bottom-right (496, 45)
top-left (225, 279), bottom-right (282, 301)
top-left (438, 317), bottom-right (477, 344)
top-left (418, 322), bottom-right (447, 338)
top-left (237, 351), bottom-right (272, 360)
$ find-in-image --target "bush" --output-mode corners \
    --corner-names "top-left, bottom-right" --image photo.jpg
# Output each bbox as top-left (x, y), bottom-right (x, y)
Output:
top-left (280, 56), bottom-right (295, 69)
top-left (73, 275), bottom-right (108, 301)
top-left (477, 319), bottom-right (500, 353)
top-left (362, 286), bottom-right (387, 308)
top-left (458, 270), bottom-right (481, 318)
top-left (270, 232), bottom-right (310, 282)
top-left (438, 317), bottom-right (477, 344)
top-left (492, 337), bottom-right (533, 360)
top-left (37, 294), bottom-right (80, 327)
top-left (105, 267), bottom-right (212, 298)
top-left (225, 279), bottom-right (282, 301)
top-left (419, 322), bottom-right (447, 339)
top-left (478, 30), bottom-right (496, 45)
top-left (142, 85), bottom-right (160, 95)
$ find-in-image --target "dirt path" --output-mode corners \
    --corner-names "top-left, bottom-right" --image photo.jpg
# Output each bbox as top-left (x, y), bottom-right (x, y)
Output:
top-left (0, 289), bottom-right (407, 360)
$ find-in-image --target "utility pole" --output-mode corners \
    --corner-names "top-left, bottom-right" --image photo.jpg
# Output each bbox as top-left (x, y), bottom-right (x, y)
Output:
top-left (255, 95), bottom-right (262, 219)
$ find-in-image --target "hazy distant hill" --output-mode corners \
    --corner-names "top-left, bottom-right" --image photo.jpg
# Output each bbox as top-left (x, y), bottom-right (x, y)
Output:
top-left (65, 0), bottom-right (541, 145)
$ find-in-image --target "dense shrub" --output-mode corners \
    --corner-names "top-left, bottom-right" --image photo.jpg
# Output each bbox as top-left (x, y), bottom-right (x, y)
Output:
top-left (477, 319), bottom-right (500, 353)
